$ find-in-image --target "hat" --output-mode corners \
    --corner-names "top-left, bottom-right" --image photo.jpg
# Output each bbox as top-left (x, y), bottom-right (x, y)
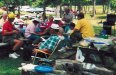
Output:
top-left (8, 12), bottom-right (15, 18)
top-left (32, 18), bottom-right (40, 23)
top-left (51, 24), bottom-right (59, 29)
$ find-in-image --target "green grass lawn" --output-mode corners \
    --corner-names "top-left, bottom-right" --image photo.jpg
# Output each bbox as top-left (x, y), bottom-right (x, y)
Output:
top-left (0, 58), bottom-right (23, 75)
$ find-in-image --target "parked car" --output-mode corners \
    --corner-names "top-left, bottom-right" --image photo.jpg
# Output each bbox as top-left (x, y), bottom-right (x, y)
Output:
top-left (34, 7), bottom-right (43, 13)
top-left (20, 14), bottom-right (36, 20)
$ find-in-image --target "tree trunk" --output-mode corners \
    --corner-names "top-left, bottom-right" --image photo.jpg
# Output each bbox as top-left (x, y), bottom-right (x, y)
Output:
top-left (18, 6), bottom-right (20, 15)
top-left (107, 1), bottom-right (110, 14)
top-left (93, 0), bottom-right (96, 17)
top-left (60, 4), bottom-right (62, 18)
top-left (78, 4), bottom-right (82, 12)
top-left (56, 5), bottom-right (60, 17)
top-left (43, 0), bottom-right (46, 15)
top-left (83, 6), bottom-right (86, 13)
top-left (103, 4), bottom-right (105, 14)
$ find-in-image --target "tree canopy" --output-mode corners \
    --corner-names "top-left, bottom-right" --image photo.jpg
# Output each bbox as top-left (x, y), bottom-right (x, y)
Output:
top-left (0, 0), bottom-right (116, 12)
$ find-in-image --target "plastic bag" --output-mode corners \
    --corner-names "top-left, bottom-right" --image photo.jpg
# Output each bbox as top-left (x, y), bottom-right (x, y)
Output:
top-left (75, 48), bottom-right (85, 62)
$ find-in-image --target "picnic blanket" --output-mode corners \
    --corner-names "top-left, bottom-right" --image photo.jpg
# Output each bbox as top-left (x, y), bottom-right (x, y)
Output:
top-left (79, 37), bottom-right (113, 50)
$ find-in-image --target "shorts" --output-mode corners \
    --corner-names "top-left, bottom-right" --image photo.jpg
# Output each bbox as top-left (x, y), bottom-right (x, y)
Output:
top-left (2, 35), bottom-right (15, 45)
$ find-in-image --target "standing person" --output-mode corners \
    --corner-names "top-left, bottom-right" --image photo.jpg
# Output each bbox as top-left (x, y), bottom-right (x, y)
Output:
top-left (2, 12), bottom-right (23, 59)
top-left (71, 12), bottom-right (95, 42)
top-left (62, 7), bottom-right (73, 33)
top-left (0, 12), bottom-right (7, 29)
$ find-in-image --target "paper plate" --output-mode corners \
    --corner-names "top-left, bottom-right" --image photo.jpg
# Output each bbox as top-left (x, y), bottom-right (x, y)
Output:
top-left (34, 65), bottom-right (53, 73)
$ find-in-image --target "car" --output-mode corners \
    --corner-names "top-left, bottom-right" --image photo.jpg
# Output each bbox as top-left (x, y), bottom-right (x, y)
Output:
top-left (20, 6), bottom-right (30, 11)
top-left (20, 14), bottom-right (36, 20)
top-left (45, 7), bottom-right (56, 15)
top-left (34, 7), bottom-right (43, 13)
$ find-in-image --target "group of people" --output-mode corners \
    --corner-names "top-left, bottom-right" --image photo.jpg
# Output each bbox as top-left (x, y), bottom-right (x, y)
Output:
top-left (22, 8), bottom-right (95, 61)
top-left (0, 8), bottom-right (95, 60)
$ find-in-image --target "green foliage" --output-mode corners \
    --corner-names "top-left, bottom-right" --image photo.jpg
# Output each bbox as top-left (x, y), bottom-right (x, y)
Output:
top-left (32, 0), bottom-right (43, 7)
top-left (0, 2), bottom-right (3, 7)
top-left (110, 0), bottom-right (116, 12)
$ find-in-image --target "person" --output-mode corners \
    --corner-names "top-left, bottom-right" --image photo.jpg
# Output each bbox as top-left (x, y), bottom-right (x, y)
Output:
top-left (2, 12), bottom-right (23, 59)
top-left (67, 22), bottom-right (75, 36)
top-left (13, 14), bottom-right (25, 36)
top-left (23, 24), bottom-right (60, 61)
top-left (41, 12), bottom-right (48, 22)
top-left (13, 14), bottom-right (24, 25)
top-left (59, 22), bottom-right (75, 51)
top-left (71, 12), bottom-right (95, 42)
top-left (62, 7), bottom-right (73, 33)
top-left (45, 15), bottom-right (54, 28)
top-left (0, 12), bottom-right (7, 29)
top-left (25, 18), bottom-right (41, 40)
top-left (38, 15), bottom-right (54, 36)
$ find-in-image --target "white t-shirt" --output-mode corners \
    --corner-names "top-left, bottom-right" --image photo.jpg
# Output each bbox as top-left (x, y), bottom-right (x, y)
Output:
top-left (25, 23), bottom-right (38, 38)
top-left (13, 18), bottom-right (24, 24)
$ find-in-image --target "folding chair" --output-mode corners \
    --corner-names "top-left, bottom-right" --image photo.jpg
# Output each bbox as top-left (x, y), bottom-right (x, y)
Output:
top-left (32, 39), bottom-right (62, 65)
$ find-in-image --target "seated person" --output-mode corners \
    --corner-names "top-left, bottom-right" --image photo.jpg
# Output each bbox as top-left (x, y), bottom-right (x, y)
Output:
top-left (13, 14), bottom-right (24, 25)
top-left (39, 15), bottom-right (64, 36)
top-left (71, 12), bottom-right (95, 42)
top-left (59, 22), bottom-right (75, 50)
top-left (66, 22), bottom-right (75, 36)
top-left (25, 19), bottom-right (41, 40)
top-left (2, 12), bottom-right (23, 59)
top-left (38, 15), bottom-right (54, 36)
top-left (23, 24), bottom-right (61, 61)
top-left (0, 12), bottom-right (7, 29)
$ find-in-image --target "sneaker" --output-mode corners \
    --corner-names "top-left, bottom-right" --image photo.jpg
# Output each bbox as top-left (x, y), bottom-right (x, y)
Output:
top-left (21, 63), bottom-right (27, 66)
top-left (65, 46), bottom-right (72, 49)
top-left (58, 47), bottom-right (66, 52)
top-left (14, 52), bottom-right (20, 57)
top-left (20, 47), bottom-right (24, 50)
top-left (9, 53), bottom-right (18, 59)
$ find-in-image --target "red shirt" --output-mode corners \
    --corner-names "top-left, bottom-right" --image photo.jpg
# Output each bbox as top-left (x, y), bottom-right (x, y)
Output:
top-left (58, 20), bottom-right (63, 27)
top-left (46, 21), bottom-right (54, 28)
top-left (2, 21), bottom-right (14, 35)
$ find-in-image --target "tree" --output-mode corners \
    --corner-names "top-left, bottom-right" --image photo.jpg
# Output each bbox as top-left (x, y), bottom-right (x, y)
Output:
top-left (92, 0), bottom-right (96, 17)
top-left (0, 1), bottom-right (4, 7)
top-left (110, 0), bottom-right (116, 13)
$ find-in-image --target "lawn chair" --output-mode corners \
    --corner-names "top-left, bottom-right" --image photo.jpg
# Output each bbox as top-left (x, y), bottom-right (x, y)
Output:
top-left (32, 39), bottom-right (62, 65)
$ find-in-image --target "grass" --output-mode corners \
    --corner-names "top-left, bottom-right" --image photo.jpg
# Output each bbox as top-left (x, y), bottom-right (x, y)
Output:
top-left (0, 58), bottom-right (23, 75)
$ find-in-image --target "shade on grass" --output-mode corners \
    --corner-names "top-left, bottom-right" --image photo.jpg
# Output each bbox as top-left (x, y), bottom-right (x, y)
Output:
top-left (0, 58), bottom-right (23, 75)
top-left (94, 26), bottom-right (116, 36)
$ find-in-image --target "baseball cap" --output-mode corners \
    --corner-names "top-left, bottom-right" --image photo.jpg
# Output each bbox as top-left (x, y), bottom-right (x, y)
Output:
top-left (51, 24), bottom-right (59, 29)
top-left (32, 18), bottom-right (40, 23)
top-left (8, 12), bottom-right (15, 18)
